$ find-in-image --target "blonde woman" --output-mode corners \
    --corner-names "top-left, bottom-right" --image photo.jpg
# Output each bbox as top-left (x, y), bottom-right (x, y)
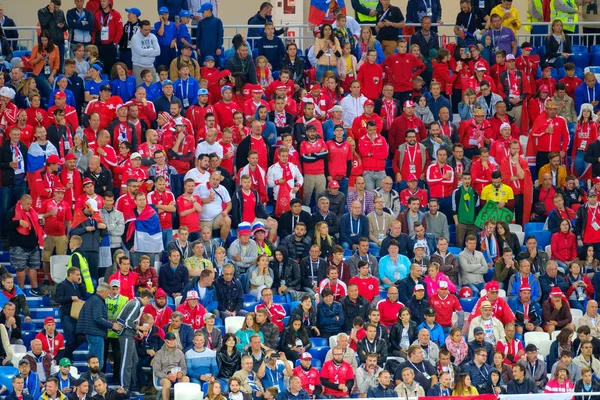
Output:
top-left (234, 313), bottom-right (264, 351)
top-left (347, 137), bottom-right (362, 188)
top-left (69, 133), bottom-right (94, 173)
top-left (544, 19), bottom-right (571, 68)
top-left (314, 221), bottom-right (335, 259)
top-left (355, 26), bottom-right (384, 63)
top-left (249, 254), bottom-right (273, 300)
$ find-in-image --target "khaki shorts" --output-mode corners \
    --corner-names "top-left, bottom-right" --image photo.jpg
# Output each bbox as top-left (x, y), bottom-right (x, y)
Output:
top-left (42, 235), bottom-right (68, 262)
top-left (200, 214), bottom-right (224, 230)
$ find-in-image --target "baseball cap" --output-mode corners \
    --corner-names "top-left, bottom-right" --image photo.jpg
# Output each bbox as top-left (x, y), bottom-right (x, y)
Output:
top-left (545, 100), bottom-right (558, 109)
top-left (158, 6), bottom-right (169, 14)
top-left (414, 284), bottom-right (425, 292)
top-left (200, 3), bottom-right (213, 12)
top-left (413, 242), bottom-right (426, 250)
top-left (109, 280), bottom-right (121, 287)
top-left (100, 83), bottom-right (112, 92)
top-left (407, 174), bottom-right (418, 181)
top-left (90, 63), bottom-right (103, 72)
top-left (543, 66), bottom-right (553, 72)
top-left (65, 153), bottom-right (77, 161)
top-left (83, 178), bottom-right (94, 186)
top-left (424, 308), bottom-right (436, 316)
top-left (521, 42), bottom-right (533, 51)
top-left (485, 281), bottom-right (500, 291)
top-left (550, 287), bottom-right (563, 297)
top-left (46, 154), bottom-right (64, 165)
top-left (162, 80), bottom-right (173, 87)
top-left (204, 56), bottom-right (215, 62)
top-left (439, 280), bottom-right (448, 289)
top-left (328, 180), bottom-right (340, 189)
top-left (364, 99), bottom-right (374, 107)
top-left (500, 122), bottom-right (511, 131)
top-left (44, 317), bottom-right (55, 325)
top-left (506, 54), bottom-right (516, 61)
top-left (475, 61), bottom-right (487, 71)
top-left (72, 378), bottom-right (87, 387)
top-left (310, 83), bottom-right (321, 91)
top-left (329, 105), bottom-right (343, 113)
top-left (468, 44), bottom-right (478, 50)
top-left (238, 222), bottom-right (251, 236)
top-left (53, 91), bottom-right (66, 99)
top-left (186, 290), bottom-right (199, 300)
top-left (520, 285), bottom-right (532, 292)
top-left (125, 8), bottom-right (141, 17)
top-left (589, 188), bottom-right (598, 197)
top-left (473, 326), bottom-right (484, 335)
top-left (539, 84), bottom-right (550, 93)
top-left (204, 312), bottom-right (215, 321)
top-left (252, 85), bottom-right (264, 93)
top-left (300, 352), bottom-right (312, 360)
top-left (59, 358), bottom-right (72, 367)
top-left (165, 332), bottom-right (176, 340)
top-left (18, 359), bottom-right (30, 366)
top-left (221, 85), bottom-right (232, 94)
top-left (179, 10), bottom-right (192, 18)
top-left (403, 100), bottom-right (415, 108)
top-left (276, 85), bottom-right (287, 91)
top-left (480, 300), bottom-right (492, 308)
top-left (197, 88), bottom-right (209, 96)
top-left (174, 117), bottom-right (185, 126)
top-left (130, 152), bottom-right (142, 160)
top-left (53, 185), bottom-right (66, 193)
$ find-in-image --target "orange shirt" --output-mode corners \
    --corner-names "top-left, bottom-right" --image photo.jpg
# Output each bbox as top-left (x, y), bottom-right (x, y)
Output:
top-left (30, 44), bottom-right (60, 77)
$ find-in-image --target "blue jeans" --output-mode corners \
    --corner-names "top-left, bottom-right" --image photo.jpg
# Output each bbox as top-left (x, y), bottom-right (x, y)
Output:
top-left (334, 177), bottom-right (349, 198)
top-left (162, 229), bottom-right (173, 253)
top-left (464, 282), bottom-right (485, 296)
top-left (1, 182), bottom-right (26, 236)
top-left (569, 299), bottom-right (587, 312)
top-left (574, 151), bottom-right (589, 177)
top-left (34, 73), bottom-right (53, 100)
top-left (87, 334), bottom-right (105, 370)
top-left (316, 65), bottom-right (337, 82)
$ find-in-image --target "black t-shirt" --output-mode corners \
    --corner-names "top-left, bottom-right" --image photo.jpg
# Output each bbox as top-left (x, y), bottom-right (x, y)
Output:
top-left (394, 360), bottom-right (436, 392)
top-left (455, 9), bottom-right (487, 35)
top-left (376, 5), bottom-right (405, 41)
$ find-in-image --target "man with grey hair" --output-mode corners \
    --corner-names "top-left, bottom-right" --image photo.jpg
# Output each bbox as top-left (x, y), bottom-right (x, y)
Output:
top-left (311, 196), bottom-right (339, 237)
top-left (367, 195), bottom-right (392, 250)
top-left (76, 282), bottom-right (122, 370)
top-left (325, 333), bottom-right (358, 371)
top-left (374, 176), bottom-right (401, 219)
top-left (233, 355), bottom-right (264, 395)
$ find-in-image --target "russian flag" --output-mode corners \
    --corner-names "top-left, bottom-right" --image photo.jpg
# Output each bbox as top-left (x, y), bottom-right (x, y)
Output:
top-left (309, 0), bottom-right (346, 26)
top-left (126, 206), bottom-right (164, 254)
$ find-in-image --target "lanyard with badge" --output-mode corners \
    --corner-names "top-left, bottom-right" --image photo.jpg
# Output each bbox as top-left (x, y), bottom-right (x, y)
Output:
top-left (351, 218), bottom-right (360, 236)
top-left (407, 145), bottom-right (418, 174)
top-left (422, 0), bottom-right (433, 16)
top-left (374, 213), bottom-right (386, 241)
top-left (99, 14), bottom-right (110, 42)
top-left (579, 122), bottom-right (590, 150)
top-left (43, 52), bottom-right (51, 75)
top-left (180, 79), bottom-right (190, 108)
top-left (591, 205), bottom-right (600, 230)
top-left (409, 361), bottom-right (431, 379)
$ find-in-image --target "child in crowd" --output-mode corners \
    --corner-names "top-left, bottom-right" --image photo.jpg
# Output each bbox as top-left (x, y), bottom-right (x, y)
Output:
top-left (255, 55), bottom-right (273, 89)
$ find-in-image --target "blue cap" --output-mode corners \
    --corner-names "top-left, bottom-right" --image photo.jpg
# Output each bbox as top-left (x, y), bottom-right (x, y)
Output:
top-left (199, 3), bottom-right (213, 12)
top-left (221, 85), bottom-right (232, 94)
top-left (158, 6), bottom-right (169, 14)
top-left (197, 88), bottom-right (209, 96)
top-left (161, 79), bottom-right (173, 87)
top-left (179, 10), bottom-right (192, 18)
top-left (204, 55), bottom-right (215, 62)
top-left (55, 74), bottom-right (67, 82)
top-left (90, 63), bottom-right (102, 72)
top-left (125, 8), bottom-right (141, 17)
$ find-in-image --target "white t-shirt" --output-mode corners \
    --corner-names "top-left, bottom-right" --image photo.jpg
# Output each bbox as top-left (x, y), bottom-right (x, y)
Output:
top-left (194, 184), bottom-right (231, 221)
top-left (482, 318), bottom-right (495, 344)
top-left (184, 168), bottom-right (210, 186)
top-left (195, 140), bottom-right (223, 158)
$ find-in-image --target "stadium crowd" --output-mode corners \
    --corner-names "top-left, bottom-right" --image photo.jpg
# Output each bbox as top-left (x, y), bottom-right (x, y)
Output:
top-left (3, 0), bottom-right (600, 398)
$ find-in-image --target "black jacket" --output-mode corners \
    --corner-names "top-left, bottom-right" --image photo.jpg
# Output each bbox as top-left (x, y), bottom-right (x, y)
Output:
top-left (260, 321), bottom-right (280, 350)
top-left (380, 233), bottom-right (411, 258)
top-left (312, 211), bottom-right (339, 237)
top-left (405, 295), bottom-right (430, 325)
top-left (280, 234), bottom-right (311, 263)
top-left (278, 325), bottom-right (311, 353)
top-left (47, 123), bottom-right (74, 155)
top-left (298, 256), bottom-right (327, 288)
top-left (0, 140), bottom-right (27, 187)
top-left (357, 337), bottom-right (387, 365)
top-left (290, 304), bottom-right (317, 332)
top-left (2, 16), bottom-right (18, 49)
top-left (54, 279), bottom-right (88, 316)
top-left (544, 34), bottom-right (572, 66)
top-left (279, 210), bottom-right (314, 238)
top-left (216, 348), bottom-right (241, 379)
top-left (91, 389), bottom-right (130, 400)
top-left (70, 216), bottom-right (108, 252)
top-left (0, 312), bottom-right (20, 341)
top-left (0, 35), bottom-right (12, 62)
top-left (5, 206), bottom-right (38, 250)
top-left (231, 188), bottom-right (269, 228)
top-left (136, 325), bottom-right (164, 357)
top-left (575, 379), bottom-right (600, 400)
top-left (467, 339), bottom-right (495, 366)
top-left (281, 57), bottom-right (305, 86)
top-left (38, 5), bottom-right (67, 43)
top-left (269, 246), bottom-right (302, 290)
top-left (341, 295), bottom-right (370, 333)
top-left (214, 275), bottom-right (244, 313)
top-left (119, 20), bottom-right (141, 51)
top-left (506, 377), bottom-right (537, 394)
top-left (398, 278), bottom-right (428, 305)
top-left (586, 140), bottom-right (600, 177)
top-left (268, 110), bottom-right (295, 137)
top-left (235, 134), bottom-right (271, 171)
top-left (76, 293), bottom-right (113, 337)
top-left (65, 72), bottom-right (85, 112)
top-left (83, 165), bottom-right (113, 195)
top-left (410, 30), bottom-right (439, 60)
top-left (225, 54), bottom-right (257, 85)
top-left (389, 320), bottom-right (418, 356)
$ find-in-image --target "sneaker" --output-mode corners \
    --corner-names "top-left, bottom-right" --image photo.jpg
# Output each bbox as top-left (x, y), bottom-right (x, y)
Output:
top-left (29, 288), bottom-right (43, 297)
top-left (129, 391), bottom-right (142, 397)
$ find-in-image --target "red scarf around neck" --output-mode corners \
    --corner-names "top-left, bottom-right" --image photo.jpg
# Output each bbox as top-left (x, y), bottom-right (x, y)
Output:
top-left (13, 201), bottom-right (44, 247)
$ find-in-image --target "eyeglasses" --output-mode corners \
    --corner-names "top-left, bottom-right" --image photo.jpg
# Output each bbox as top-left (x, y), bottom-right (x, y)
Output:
top-left (488, 290), bottom-right (499, 294)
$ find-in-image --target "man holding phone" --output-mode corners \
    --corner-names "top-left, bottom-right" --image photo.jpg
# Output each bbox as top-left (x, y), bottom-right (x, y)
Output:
top-left (375, 0), bottom-right (405, 58)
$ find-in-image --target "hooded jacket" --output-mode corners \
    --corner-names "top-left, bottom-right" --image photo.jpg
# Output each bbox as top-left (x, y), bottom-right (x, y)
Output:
top-left (225, 53), bottom-right (257, 85)
top-left (181, 276), bottom-right (218, 311)
top-left (269, 246), bottom-right (302, 290)
top-left (153, 343), bottom-right (187, 379)
top-left (92, 1), bottom-right (123, 45)
top-left (230, 187), bottom-right (269, 228)
top-left (23, 350), bottom-right (52, 381)
top-left (130, 30), bottom-right (160, 68)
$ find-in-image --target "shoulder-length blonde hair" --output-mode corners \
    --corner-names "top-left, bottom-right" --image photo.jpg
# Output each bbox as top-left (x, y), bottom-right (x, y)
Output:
top-left (548, 19), bottom-right (566, 43)
top-left (359, 26), bottom-right (376, 50)
top-left (314, 221), bottom-right (333, 248)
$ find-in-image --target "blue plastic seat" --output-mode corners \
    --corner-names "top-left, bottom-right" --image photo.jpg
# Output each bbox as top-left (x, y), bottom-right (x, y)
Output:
top-left (281, 303), bottom-right (291, 315)
top-left (272, 70), bottom-right (280, 80)
top-left (243, 302), bottom-right (258, 312)
top-left (290, 301), bottom-right (301, 311)
top-left (310, 338), bottom-right (328, 347)
top-left (448, 247), bottom-right (462, 256)
top-left (309, 346), bottom-right (330, 363)
top-left (22, 322), bottom-right (35, 332)
top-left (283, 316), bottom-right (290, 327)
top-left (558, 68), bottom-right (567, 79)
top-left (459, 297), bottom-right (479, 313)
top-left (569, 53), bottom-right (591, 69)
top-left (380, 290), bottom-right (387, 300)
top-left (530, 230), bottom-right (552, 249)
top-left (592, 45), bottom-right (600, 53)
top-left (252, 48), bottom-right (258, 60)
top-left (244, 294), bottom-right (256, 302)
top-left (573, 45), bottom-right (588, 53)
top-left (524, 222), bottom-right (545, 237)
top-left (535, 66), bottom-right (542, 79)
top-left (0, 367), bottom-right (19, 391)
top-left (538, 45), bottom-right (546, 59)
top-left (273, 294), bottom-right (287, 304)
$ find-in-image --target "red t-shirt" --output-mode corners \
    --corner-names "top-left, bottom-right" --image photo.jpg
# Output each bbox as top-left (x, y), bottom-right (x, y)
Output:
top-left (241, 190), bottom-right (257, 224)
top-left (177, 194), bottom-right (202, 233)
top-left (116, 193), bottom-right (136, 222)
top-left (326, 140), bottom-right (352, 179)
top-left (300, 139), bottom-right (327, 175)
top-left (109, 271), bottom-right (139, 300)
top-left (147, 190), bottom-right (176, 229)
top-left (320, 360), bottom-right (354, 397)
top-left (35, 331), bottom-right (65, 359)
top-left (428, 293), bottom-right (463, 328)
top-left (40, 199), bottom-right (73, 236)
top-left (348, 276), bottom-right (379, 303)
top-left (250, 136), bottom-right (269, 172)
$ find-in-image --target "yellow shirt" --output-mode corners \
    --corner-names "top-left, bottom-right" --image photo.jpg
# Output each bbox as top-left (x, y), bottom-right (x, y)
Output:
top-left (490, 5), bottom-right (522, 34)
top-left (480, 183), bottom-right (515, 203)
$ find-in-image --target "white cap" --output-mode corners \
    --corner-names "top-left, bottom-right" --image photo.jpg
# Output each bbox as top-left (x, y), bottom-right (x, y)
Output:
top-left (439, 281), bottom-right (449, 288)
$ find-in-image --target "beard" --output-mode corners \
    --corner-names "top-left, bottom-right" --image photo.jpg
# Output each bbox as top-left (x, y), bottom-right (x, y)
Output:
top-left (89, 365), bottom-right (100, 374)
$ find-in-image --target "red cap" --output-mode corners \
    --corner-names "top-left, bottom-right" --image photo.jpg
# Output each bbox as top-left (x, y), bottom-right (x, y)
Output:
top-left (252, 85), bottom-right (263, 94)
top-left (276, 85), bottom-right (287, 91)
top-left (364, 99), bottom-right (375, 107)
top-left (64, 153), bottom-right (77, 161)
top-left (407, 174), bottom-right (418, 181)
top-left (520, 285), bottom-right (532, 292)
top-left (522, 46), bottom-right (533, 51)
top-left (300, 352), bottom-right (313, 360)
top-left (485, 281), bottom-right (500, 291)
top-left (53, 91), bottom-right (66, 99)
top-left (53, 185), bottom-right (66, 193)
top-left (550, 287), bottom-right (563, 297)
top-left (44, 317), bottom-right (55, 325)
top-left (506, 54), bottom-right (515, 61)
top-left (403, 100), bottom-right (415, 108)
top-left (328, 180), bottom-right (340, 189)
top-left (543, 66), bottom-right (553, 72)
top-left (46, 154), bottom-right (64, 165)
top-left (310, 83), bottom-right (321, 91)
top-left (539, 84), bottom-right (549, 93)
top-left (83, 178), bottom-right (94, 186)
top-left (475, 61), bottom-right (487, 71)
top-left (593, 177), bottom-right (600, 185)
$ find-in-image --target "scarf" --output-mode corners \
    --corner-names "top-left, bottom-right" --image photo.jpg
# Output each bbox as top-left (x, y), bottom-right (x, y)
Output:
top-left (13, 201), bottom-right (44, 247)
top-left (444, 335), bottom-right (468, 365)
top-left (248, 167), bottom-right (268, 204)
top-left (479, 230), bottom-right (499, 264)
top-left (382, 99), bottom-right (396, 130)
top-left (1, 287), bottom-right (15, 300)
top-left (279, 161), bottom-right (293, 182)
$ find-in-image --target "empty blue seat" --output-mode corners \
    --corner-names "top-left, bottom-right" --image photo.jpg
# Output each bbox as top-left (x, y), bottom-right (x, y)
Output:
top-left (283, 316), bottom-right (290, 327)
top-left (308, 346), bottom-right (330, 362)
top-left (310, 338), bottom-right (328, 347)
top-left (448, 247), bottom-right (461, 256)
top-left (569, 53), bottom-right (591, 69)
top-left (524, 222), bottom-right (545, 237)
top-left (21, 331), bottom-right (34, 348)
top-left (273, 294), bottom-right (287, 304)
top-left (484, 268), bottom-right (495, 282)
top-left (215, 318), bottom-right (223, 325)
top-left (272, 70), bottom-right (280, 80)
top-left (592, 45), bottom-right (600, 53)
top-left (591, 53), bottom-right (600, 68)
top-left (558, 68), bottom-right (567, 79)
top-left (252, 48), bottom-right (258, 60)
top-left (380, 290), bottom-right (387, 300)
top-left (281, 303), bottom-right (291, 315)
top-left (530, 230), bottom-right (552, 248)
top-left (459, 297), bottom-right (479, 313)
top-left (538, 45), bottom-right (546, 59)
top-left (244, 294), bottom-right (256, 302)
top-left (22, 322), bottom-right (35, 332)
top-left (0, 367), bottom-right (19, 391)
top-left (290, 301), bottom-right (301, 311)
top-left (243, 302), bottom-right (258, 312)
top-left (216, 325), bottom-right (225, 336)
top-left (343, 249), bottom-right (353, 257)
top-left (573, 45), bottom-right (588, 53)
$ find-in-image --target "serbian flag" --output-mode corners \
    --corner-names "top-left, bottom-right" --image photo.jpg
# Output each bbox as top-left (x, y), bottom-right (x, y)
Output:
top-left (308, 0), bottom-right (346, 26)
top-left (125, 206), bottom-right (164, 253)
top-left (72, 208), bottom-right (104, 229)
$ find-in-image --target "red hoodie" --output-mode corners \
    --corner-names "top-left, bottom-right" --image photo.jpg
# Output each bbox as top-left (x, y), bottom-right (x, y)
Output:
top-left (357, 62), bottom-right (383, 101)
top-left (142, 289), bottom-right (173, 329)
top-left (91, 0), bottom-right (122, 45)
top-left (559, 76), bottom-right (582, 99)
top-left (381, 53), bottom-right (425, 93)
top-left (432, 60), bottom-right (458, 95)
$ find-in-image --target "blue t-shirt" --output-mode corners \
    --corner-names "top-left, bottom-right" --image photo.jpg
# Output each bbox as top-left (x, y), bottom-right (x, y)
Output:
top-left (260, 363), bottom-right (286, 393)
top-left (174, 77), bottom-right (200, 109)
top-left (84, 79), bottom-right (109, 96)
top-left (177, 23), bottom-right (193, 48)
top-left (154, 20), bottom-right (178, 47)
